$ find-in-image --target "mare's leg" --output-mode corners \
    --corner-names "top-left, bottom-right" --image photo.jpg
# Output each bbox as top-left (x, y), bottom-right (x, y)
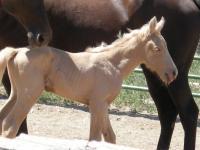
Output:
top-left (89, 100), bottom-right (108, 142)
top-left (168, 72), bottom-right (198, 150)
top-left (2, 69), bottom-right (28, 135)
top-left (142, 66), bottom-right (177, 150)
top-left (102, 110), bottom-right (116, 143)
top-left (142, 65), bottom-right (199, 150)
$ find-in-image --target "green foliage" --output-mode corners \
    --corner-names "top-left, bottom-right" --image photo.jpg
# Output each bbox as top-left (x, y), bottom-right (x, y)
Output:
top-left (38, 91), bottom-right (74, 107)
top-left (114, 70), bottom-right (156, 113)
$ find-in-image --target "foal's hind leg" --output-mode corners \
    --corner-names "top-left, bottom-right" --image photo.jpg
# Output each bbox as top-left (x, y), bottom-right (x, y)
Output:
top-left (2, 74), bottom-right (44, 138)
top-left (2, 87), bottom-right (43, 138)
top-left (2, 69), bottom-right (28, 135)
top-left (0, 66), bottom-right (18, 135)
top-left (0, 91), bottom-right (17, 135)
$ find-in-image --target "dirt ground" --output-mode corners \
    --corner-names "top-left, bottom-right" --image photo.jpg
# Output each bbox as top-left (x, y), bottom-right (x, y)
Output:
top-left (0, 100), bottom-right (200, 150)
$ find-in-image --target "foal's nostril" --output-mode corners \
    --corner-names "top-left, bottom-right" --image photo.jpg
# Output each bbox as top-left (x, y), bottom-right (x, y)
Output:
top-left (165, 72), bottom-right (173, 84)
top-left (164, 69), bottom-right (178, 85)
top-left (172, 70), bottom-right (176, 78)
top-left (37, 34), bottom-right (45, 44)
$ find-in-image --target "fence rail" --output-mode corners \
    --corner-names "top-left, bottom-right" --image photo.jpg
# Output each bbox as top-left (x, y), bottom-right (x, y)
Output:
top-left (122, 55), bottom-right (200, 98)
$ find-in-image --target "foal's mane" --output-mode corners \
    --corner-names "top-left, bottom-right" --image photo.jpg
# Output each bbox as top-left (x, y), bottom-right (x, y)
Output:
top-left (86, 23), bottom-right (150, 53)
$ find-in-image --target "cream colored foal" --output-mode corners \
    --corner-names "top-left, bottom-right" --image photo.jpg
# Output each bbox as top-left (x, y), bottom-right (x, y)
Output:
top-left (0, 17), bottom-right (177, 143)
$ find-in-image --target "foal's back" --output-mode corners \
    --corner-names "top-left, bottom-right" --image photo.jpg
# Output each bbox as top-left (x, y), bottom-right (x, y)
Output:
top-left (10, 46), bottom-right (120, 104)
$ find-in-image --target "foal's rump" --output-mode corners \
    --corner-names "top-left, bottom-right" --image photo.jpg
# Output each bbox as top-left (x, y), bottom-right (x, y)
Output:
top-left (0, 47), bottom-right (53, 86)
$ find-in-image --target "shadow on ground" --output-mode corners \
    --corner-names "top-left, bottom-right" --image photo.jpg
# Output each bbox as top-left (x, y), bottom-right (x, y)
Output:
top-left (1, 95), bottom-right (200, 128)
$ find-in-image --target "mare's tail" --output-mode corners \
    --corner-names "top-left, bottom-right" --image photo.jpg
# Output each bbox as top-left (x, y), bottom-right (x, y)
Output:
top-left (0, 47), bottom-right (18, 82)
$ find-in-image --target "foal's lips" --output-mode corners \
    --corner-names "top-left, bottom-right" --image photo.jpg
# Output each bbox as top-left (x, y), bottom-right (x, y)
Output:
top-left (166, 77), bottom-right (175, 85)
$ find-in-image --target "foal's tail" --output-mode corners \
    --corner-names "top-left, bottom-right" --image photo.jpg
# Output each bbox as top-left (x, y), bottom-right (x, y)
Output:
top-left (0, 47), bottom-right (18, 82)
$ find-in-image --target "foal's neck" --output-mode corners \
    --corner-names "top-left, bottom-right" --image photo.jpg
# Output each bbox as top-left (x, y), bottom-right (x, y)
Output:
top-left (104, 34), bottom-right (145, 78)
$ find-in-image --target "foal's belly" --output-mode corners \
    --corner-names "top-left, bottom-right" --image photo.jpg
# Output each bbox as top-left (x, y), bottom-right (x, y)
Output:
top-left (52, 89), bottom-right (90, 106)
top-left (46, 75), bottom-right (93, 105)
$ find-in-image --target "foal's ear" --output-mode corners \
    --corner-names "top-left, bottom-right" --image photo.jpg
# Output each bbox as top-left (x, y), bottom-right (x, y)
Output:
top-left (149, 16), bottom-right (157, 34)
top-left (155, 17), bottom-right (165, 32)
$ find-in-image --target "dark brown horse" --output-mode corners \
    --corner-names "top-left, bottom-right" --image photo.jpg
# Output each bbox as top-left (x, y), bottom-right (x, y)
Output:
top-left (0, 0), bottom-right (52, 46)
top-left (1, 0), bottom-right (200, 149)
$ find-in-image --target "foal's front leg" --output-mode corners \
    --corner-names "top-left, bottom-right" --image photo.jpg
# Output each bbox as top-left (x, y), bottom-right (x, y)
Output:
top-left (89, 99), bottom-right (109, 142)
top-left (102, 110), bottom-right (116, 143)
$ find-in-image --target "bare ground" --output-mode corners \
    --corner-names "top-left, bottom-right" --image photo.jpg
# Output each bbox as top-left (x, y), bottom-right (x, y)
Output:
top-left (0, 100), bottom-right (200, 150)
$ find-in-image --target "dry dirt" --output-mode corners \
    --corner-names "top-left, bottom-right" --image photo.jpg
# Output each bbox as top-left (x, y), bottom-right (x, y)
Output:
top-left (0, 100), bottom-right (200, 150)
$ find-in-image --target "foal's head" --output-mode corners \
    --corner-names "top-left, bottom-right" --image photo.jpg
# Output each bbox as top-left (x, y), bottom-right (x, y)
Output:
top-left (140, 17), bottom-right (178, 85)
